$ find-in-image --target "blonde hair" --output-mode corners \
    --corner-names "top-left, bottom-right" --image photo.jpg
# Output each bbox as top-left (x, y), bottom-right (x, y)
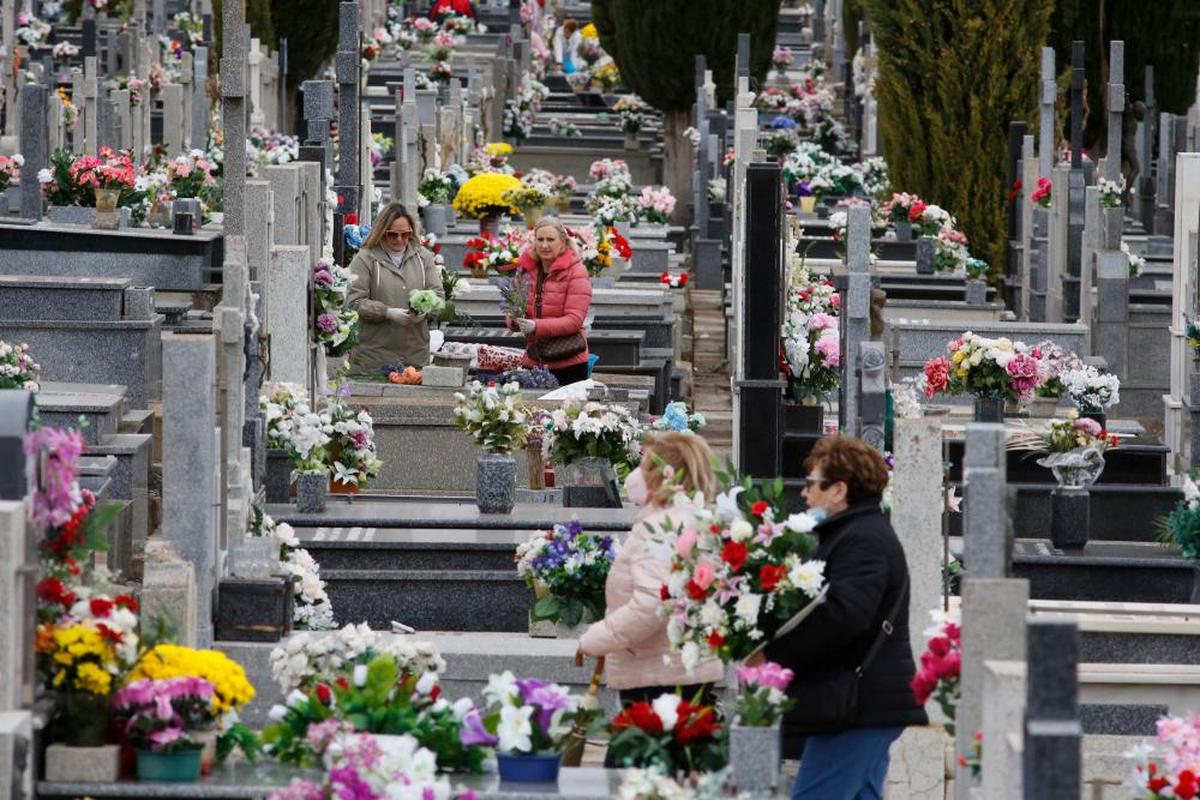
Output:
top-left (642, 432), bottom-right (718, 506)
top-left (362, 202), bottom-right (421, 251)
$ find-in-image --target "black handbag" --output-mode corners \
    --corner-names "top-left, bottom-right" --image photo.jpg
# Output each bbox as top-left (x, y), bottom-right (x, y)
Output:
top-left (525, 264), bottom-right (586, 363)
top-left (786, 576), bottom-right (911, 729)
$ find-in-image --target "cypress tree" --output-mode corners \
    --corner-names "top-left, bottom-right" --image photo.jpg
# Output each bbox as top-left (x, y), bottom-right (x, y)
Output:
top-left (864, 0), bottom-right (1052, 277)
top-left (591, 0), bottom-right (783, 223)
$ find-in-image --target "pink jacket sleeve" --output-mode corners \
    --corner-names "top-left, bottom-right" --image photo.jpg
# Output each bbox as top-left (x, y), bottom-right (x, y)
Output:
top-left (535, 262), bottom-right (592, 338)
top-left (578, 537), bottom-right (669, 657)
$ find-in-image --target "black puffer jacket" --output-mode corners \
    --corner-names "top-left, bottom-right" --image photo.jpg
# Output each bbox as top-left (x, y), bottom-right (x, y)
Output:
top-left (765, 497), bottom-right (928, 752)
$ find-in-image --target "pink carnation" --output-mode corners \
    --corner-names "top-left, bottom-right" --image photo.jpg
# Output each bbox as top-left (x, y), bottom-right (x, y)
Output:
top-left (1005, 353), bottom-right (1041, 396)
top-left (814, 333), bottom-right (840, 367)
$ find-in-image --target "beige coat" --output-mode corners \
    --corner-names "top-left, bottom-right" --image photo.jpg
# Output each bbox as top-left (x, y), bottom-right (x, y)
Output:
top-left (578, 505), bottom-right (725, 690)
top-left (346, 244), bottom-right (444, 372)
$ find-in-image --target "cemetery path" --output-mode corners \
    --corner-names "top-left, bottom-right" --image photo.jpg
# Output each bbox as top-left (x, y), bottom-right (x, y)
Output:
top-left (689, 288), bottom-right (732, 457)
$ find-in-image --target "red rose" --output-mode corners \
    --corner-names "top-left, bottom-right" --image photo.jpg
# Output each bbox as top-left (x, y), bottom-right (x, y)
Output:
top-left (907, 202), bottom-right (927, 222)
top-left (675, 705), bottom-right (720, 743)
top-left (89, 597), bottom-right (114, 618)
top-left (613, 702), bottom-right (663, 734)
top-left (679, 274), bottom-right (689, 286)
top-left (909, 669), bottom-right (938, 703)
top-left (344, 212), bottom-right (359, 226)
top-left (707, 631), bottom-right (725, 648)
top-left (659, 585), bottom-right (670, 601)
top-left (36, 578), bottom-right (76, 608)
top-left (759, 564), bottom-right (787, 592)
top-left (335, 676), bottom-right (350, 690)
top-left (751, 500), bottom-right (770, 517)
top-left (721, 541), bottom-right (748, 572)
top-left (315, 683), bottom-right (333, 705)
top-left (96, 623), bottom-right (123, 644)
top-left (686, 580), bottom-right (708, 601)
top-left (927, 636), bottom-right (951, 657)
top-left (114, 594), bottom-right (139, 612)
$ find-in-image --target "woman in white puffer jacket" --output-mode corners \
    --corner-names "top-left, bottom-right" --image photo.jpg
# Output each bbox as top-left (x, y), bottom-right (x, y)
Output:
top-left (578, 432), bottom-right (725, 705)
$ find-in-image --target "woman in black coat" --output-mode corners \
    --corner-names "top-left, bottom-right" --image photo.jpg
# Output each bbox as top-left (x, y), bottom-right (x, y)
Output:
top-left (764, 435), bottom-right (928, 800)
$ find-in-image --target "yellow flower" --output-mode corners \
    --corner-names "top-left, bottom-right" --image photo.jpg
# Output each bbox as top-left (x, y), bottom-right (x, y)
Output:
top-left (951, 351), bottom-right (966, 364)
top-left (580, 22), bottom-right (598, 39)
top-left (129, 645), bottom-right (255, 715)
top-left (452, 173), bottom-right (522, 219)
top-left (956, 367), bottom-right (969, 379)
top-left (75, 662), bottom-right (112, 695)
top-left (483, 142), bottom-right (513, 157)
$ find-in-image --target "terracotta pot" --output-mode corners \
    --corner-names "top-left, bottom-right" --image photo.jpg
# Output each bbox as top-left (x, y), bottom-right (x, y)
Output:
top-left (330, 479), bottom-right (360, 495)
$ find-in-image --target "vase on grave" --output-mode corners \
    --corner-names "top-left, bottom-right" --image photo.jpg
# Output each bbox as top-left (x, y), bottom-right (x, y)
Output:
top-left (1079, 409), bottom-right (1106, 431)
top-left (729, 724), bottom-right (782, 794)
top-left (295, 470), bottom-right (328, 513)
top-left (557, 457), bottom-right (622, 508)
top-left (623, 131), bottom-right (638, 149)
top-left (43, 743), bottom-right (121, 782)
top-left (58, 691), bottom-right (111, 747)
top-left (1027, 395), bottom-right (1062, 418)
top-left (265, 450), bottom-right (292, 503)
top-left (136, 747), bottom-right (203, 782)
top-left (496, 751), bottom-right (563, 783)
top-left (965, 279), bottom-right (987, 306)
top-left (895, 219), bottom-right (913, 241)
top-left (479, 215), bottom-right (500, 237)
top-left (916, 236), bottom-right (936, 274)
top-left (783, 399), bottom-right (824, 433)
top-left (94, 187), bottom-right (121, 230)
top-left (798, 195), bottom-right (816, 214)
top-left (147, 196), bottom-right (173, 229)
top-left (523, 205), bottom-right (545, 228)
top-left (330, 478), bottom-right (361, 495)
top-left (1038, 446), bottom-right (1105, 490)
top-left (421, 203), bottom-right (448, 237)
top-left (972, 397), bottom-right (1004, 423)
top-left (476, 452), bottom-right (516, 514)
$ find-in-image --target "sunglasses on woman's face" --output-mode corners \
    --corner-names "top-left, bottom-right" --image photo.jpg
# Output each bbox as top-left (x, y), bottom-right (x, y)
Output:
top-left (386, 230), bottom-right (412, 239)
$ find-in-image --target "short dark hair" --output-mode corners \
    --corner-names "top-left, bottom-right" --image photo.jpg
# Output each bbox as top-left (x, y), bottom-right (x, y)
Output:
top-left (804, 436), bottom-right (890, 505)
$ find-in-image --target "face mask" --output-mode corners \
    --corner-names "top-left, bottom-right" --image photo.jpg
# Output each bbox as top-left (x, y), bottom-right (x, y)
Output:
top-left (624, 467), bottom-right (649, 507)
top-left (808, 507), bottom-right (828, 524)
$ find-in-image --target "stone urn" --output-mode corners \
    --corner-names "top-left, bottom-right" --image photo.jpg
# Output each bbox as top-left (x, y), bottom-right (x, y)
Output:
top-left (295, 470), bottom-right (328, 513)
top-left (916, 236), bottom-right (936, 275)
top-left (623, 131), bottom-right (638, 149)
top-left (265, 449), bottom-right (292, 503)
top-left (895, 219), bottom-right (913, 241)
top-left (965, 279), bottom-right (988, 305)
top-left (973, 397), bottom-right (1005, 423)
top-left (422, 204), bottom-right (449, 237)
top-left (479, 215), bottom-right (500, 237)
top-left (729, 724), bottom-right (782, 794)
top-left (477, 451), bottom-right (516, 514)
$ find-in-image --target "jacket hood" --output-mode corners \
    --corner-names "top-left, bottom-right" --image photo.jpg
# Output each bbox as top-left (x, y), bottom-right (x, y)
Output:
top-left (518, 247), bottom-right (583, 274)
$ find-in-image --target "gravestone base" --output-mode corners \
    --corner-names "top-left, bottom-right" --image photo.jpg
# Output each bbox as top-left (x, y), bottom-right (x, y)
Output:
top-left (693, 238), bottom-right (724, 290)
top-left (421, 364), bottom-right (465, 387)
top-left (1049, 488), bottom-right (1089, 549)
top-left (43, 744), bottom-right (120, 783)
top-left (562, 484), bottom-right (622, 509)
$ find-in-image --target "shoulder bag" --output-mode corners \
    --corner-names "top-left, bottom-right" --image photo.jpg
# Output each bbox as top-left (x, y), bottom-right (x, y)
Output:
top-left (526, 265), bottom-right (586, 362)
top-left (785, 575), bottom-right (911, 729)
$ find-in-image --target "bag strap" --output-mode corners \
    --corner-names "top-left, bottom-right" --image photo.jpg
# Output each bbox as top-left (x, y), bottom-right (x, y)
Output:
top-left (854, 575), bottom-right (909, 678)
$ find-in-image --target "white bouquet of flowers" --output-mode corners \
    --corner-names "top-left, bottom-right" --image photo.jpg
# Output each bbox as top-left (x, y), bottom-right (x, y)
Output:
top-left (268, 622), bottom-right (446, 693)
top-left (1062, 365), bottom-right (1120, 412)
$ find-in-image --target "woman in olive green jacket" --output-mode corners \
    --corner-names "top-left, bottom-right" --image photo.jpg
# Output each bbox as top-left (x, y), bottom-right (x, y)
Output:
top-left (346, 203), bottom-right (445, 372)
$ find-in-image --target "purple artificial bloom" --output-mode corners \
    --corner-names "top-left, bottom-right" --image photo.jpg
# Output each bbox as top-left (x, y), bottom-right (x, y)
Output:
top-left (350, 430), bottom-right (369, 449)
top-left (458, 709), bottom-right (498, 748)
top-left (514, 678), bottom-right (548, 703)
top-left (313, 270), bottom-right (334, 288)
top-left (328, 766), bottom-right (376, 800)
top-left (795, 181), bottom-right (813, 198)
top-left (317, 312), bottom-right (339, 333)
top-left (524, 685), bottom-right (572, 733)
top-left (149, 726), bottom-right (184, 750)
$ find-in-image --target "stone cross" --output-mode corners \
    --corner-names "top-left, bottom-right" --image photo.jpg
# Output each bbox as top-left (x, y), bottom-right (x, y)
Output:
top-left (1038, 47), bottom-right (1055, 178)
top-left (221, 0), bottom-right (247, 236)
top-left (1136, 65), bottom-right (1157, 229)
top-left (1019, 134), bottom-right (1037, 319)
top-left (840, 205), bottom-right (872, 436)
top-left (300, 79), bottom-right (334, 169)
top-left (1004, 122), bottom-right (1027, 315)
top-left (248, 38), bottom-right (265, 128)
top-left (735, 32), bottom-right (750, 79)
top-left (1022, 618), bottom-right (1082, 799)
top-left (693, 55), bottom-right (710, 237)
top-left (161, 83), bottom-right (185, 156)
top-left (18, 84), bottom-right (47, 221)
top-left (1091, 44), bottom-right (1130, 383)
top-left (83, 56), bottom-right (100, 156)
top-left (1103, 41), bottom-right (1125, 183)
top-left (1063, 43), bottom-right (1088, 323)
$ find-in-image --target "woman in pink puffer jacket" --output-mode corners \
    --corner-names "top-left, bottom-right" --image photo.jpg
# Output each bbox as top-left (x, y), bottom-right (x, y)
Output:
top-left (578, 432), bottom-right (725, 706)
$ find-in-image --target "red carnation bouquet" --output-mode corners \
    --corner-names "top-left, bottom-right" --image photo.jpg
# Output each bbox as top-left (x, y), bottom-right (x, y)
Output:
top-left (607, 691), bottom-right (726, 773)
top-left (910, 611), bottom-right (961, 735)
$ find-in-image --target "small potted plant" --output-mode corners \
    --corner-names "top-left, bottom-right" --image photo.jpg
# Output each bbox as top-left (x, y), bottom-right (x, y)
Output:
top-left (113, 677), bottom-right (213, 782)
top-left (276, 404), bottom-right (332, 513)
top-left (728, 662), bottom-right (795, 793)
top-left (452, 172), bottom-right (522, 236)
top-left (453, 381), bottom-right (529, 514)
top-left (478, 671), bottom-right (581, 782)
top-left (516, 522), bottom-right (617, 637)
top-left (417, 168), bottom-right (454, 236)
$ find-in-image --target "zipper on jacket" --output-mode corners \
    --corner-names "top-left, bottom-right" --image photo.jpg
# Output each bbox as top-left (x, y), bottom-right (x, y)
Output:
top-left (534, 265), bottom-right (546, 318)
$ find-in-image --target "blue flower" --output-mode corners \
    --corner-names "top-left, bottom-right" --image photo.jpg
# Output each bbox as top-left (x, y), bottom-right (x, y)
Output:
top-left (772, 116), bottom-right (797, 130)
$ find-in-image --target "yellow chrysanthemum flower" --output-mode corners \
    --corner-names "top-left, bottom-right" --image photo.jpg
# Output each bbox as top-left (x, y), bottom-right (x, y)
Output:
top-left (580, 22), bottom-right (598, 39)
top-left (128, 644), bottom-right (255, 715)
top-left (483, 142), bottom-right (513, 157)
top-left (452, 173), bottom-right (522, 220)
top-left (75, 662), bottom-right (113, 695)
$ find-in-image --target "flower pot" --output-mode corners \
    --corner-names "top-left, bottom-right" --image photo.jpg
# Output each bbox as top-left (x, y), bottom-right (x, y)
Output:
top-left (973, 397), bottom-right (1005, 423)
top-left (477, 452), bottom-right (516, 514)
top-left (58, 691), bottom-right (110, 747)
top-left (965, 279), bottom-right (987, 306)
top-left (421, 203), bottom-right (448, 237)
top-left (729, 724), bottom-right (782, 793)
top-left (783, 402), bottom-right (824, 433)
top-left (496, 751), bottom-right (562, 783)
top-left (1037, 447), bottom-right (1106, 489)
top-left (1080, 410), bottom-right (1107, 431)
top-left (1027, 396), bottom-right (1062, 418)
top-left (799, 195), bottom-right (816, 214)
top-left (623, 131), bottom-right (638, 149)
top-left (524, 205), bottom-right (545, 228)
top-left (4, 185), bottom-right (21, 214)
top-left (94, 187), bottom-right (121, 230)
top-left (265, 449), bottom-right (292, 504)
top-left (895, 219), bottom-right (913, 241)
top-left (189, 729), bottom-right (218, 775)
top-left (135, 748), bottom-right (202, 782)
top-left (916, 236), bottom-right (936, 275)
top-left (147, 197), bottom-right (173, 229)
top-left (49, 204), bottom-right (97, 226)
top-left (295, 471), bottom-right (328, 513)
top-left (479, 215), bottom-right (499, 237)
top-left (330, 478), bottom-right (360, 495)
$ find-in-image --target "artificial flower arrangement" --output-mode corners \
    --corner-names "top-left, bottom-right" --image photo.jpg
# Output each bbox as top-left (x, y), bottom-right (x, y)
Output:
top-left (129, 644), bottom-right (256, 718)
top-left (571, 224), bottom-right (631, 278)
top-left (730, 662), bottom-right (795, 728)
top-left (164, 149), bottom-right (217, 202)
top-left (262, 652), bottom-right (487, 774)
top-left (267, 728), bottom-right (468, 800)
top-left (587, 158), bottom-right (633, 199)
top-left (658, 473), bottom-right (828, 672)
top-left (881, 191), bottom-right (924, 225)
top-left (910, 610), bottom-right (962, 735)
top-left (1157, 472), bottom-right (1200, 561)
top-left (617, 767), bottom-right (735, 800)
top-left (409, 288), bottom-right (446, 317)
top-left (1031, 339), bottom-right (1082, 400)
top-left (934, 227), bottom-right (971, 273)
top-left (41, 147), bottom-right (142, 208)
top-left (515, 522), bottom-right (618, 628)
top-left (771, 45), bottom-right (794, 72)
top-left (462, 227), bottom-right (526, 274)
top-left (452, 172), bottom-right (522, 219)
top-left (648, 401), bottom-right (706, 434)
top-left (418, 168), bottom-right (455, 206)
top-left (475, 671), bottom-right (581, 758)
top-left (1097, 174), bottom-right (1126, 208)
top-left (501, 184), bottom-right (550, 216)
top-left (494, 367), bottom-right (559, 390)
top-left (549, 118), bottom-right (581, 137)
top-left (0, 339), bottom-right (40, 390)
top-left (612, 94), bottom-right (648, 134)
top-left (964, 257), bottom-right (988, 282)
top-left (261, 384), bottom-right (333, 477)
top-left (590, 194), bottom-right (640, 226)
top-left (1126, 715), bottom-right (1200, 799)
top-left (541, 397), bottom-right (643, 477)
top-left (453, 381), bottom-right (530, 454)
top-left (440, 9), bottom-right (479, 38)
top-left (251, 510), bottom-right (335, 630)
top-left (781, 259), bottom-right (841, 405)
top-left (765, 130), bottom-right (799, 159)
top-left (780, 141), bottom-right (865, 199)
top-left (0, 153), bottom-right (22, 192)
top-left (521, 168), bottom-right (575, 206)
top-left (426, 29), bottom-right (456, 63)
top-left (324, 398), bottom-right (384, 490)
top-left (607, 691), bottom-right (726, 772)
top-left (922, 332), bottom-right (1045, 403)
top-left (636, 186), bottom-right (676, 224)
top-left (1122, 241), bottom-right (1146, 278)
top-left (113, 677), bottom-right (214, 754)
top-left (311, 257), bottom-right (360, 358)
top-left (1060, 364), bottom-right (1120, 414)
top-left (1030, 176), bottom-right (1052, 209)
top-left (660, 271), bottom-right (689, 289)
top-left (1008, 412), bottom-right (1119, 457)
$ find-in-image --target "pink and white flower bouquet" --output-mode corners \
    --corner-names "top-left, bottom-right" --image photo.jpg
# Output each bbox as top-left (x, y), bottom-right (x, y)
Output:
top-left (1126, 715), bottom-right (1200, 799)
top-left (114, 677), bottom-right (215, 752)
top-left (312, 258), bottom-right (359, 358)
top-left (0, 339), bottom-right (40, 391)
top-left (636, 186), bottom-right (676, 224)
top-left (922, 331), bottom-right (1045, 403)
top-left (730, 662), bottom-right (795, 726)
top-left (771, 46), bottom-right (794, 72)
top-left (781, 263), bottom-right (841, 404)
top-left (0, 153), bottom-right (22, 192)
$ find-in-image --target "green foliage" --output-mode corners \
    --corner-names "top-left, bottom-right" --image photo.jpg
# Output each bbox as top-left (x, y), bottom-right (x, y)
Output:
top-left (1050, 1), bottom-right (1200, 155)
top-left (212, 0), bottom-right (278, 62)
top-left (1158, 494), bottom-right (1200, 560)
top-left (591, 0), bottom-right (784, 110)
top-left (217, 723), bottom-right (262, 764)
top-left (269, 0), bottom-right (339, 96)
top-left (864, 0), bottom-right (1052, 278)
